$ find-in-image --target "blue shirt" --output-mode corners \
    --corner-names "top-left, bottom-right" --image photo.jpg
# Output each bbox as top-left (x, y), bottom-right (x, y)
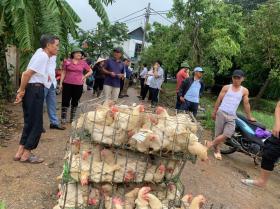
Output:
top-left (104, 58), bottom-right (125, 88)
top-left (149, 67), bottom-right (164, 89)
top-left (125, 66), bottom-right (132, 78)
top-left (184, 80), bottom-right (201, 103)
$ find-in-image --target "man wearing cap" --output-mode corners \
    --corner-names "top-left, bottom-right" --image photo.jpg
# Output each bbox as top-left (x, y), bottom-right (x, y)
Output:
top-left (102, 47), bottom-right (125, 102)
top-left (206, 69), bottom-right (255, 160)
top-left (178, 66), bottom-right (205, 116)
top-left (175, 61), bottom-right (190, 109)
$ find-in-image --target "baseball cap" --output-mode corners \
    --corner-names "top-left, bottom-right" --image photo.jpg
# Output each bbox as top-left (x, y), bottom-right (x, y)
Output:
top-left (194, 67), bottom-right (204, 72)
top-left (113, 47), bottom-right (123, 53)
top-left (232, 69), bottom-right (245, 77)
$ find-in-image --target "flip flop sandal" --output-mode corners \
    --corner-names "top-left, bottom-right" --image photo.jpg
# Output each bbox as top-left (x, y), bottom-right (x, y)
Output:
top-left (214, 152), bottom-right (222, 160)
top-left (13, 153), bottom-right (35, 161)
top-left (20, 155), bottom-right (44, 164)
top-left (241, 179), bottom-right (255, 186)
top-left (13, 156), bottom-right (21, 161)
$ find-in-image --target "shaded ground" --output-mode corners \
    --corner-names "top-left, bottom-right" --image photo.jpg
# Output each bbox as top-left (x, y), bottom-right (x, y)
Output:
top-left (0, 87), bottom-right (279, 209)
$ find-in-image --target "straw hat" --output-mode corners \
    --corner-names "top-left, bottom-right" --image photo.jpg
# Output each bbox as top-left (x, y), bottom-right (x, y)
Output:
top-left (95, 57), bottom-right (106, 64)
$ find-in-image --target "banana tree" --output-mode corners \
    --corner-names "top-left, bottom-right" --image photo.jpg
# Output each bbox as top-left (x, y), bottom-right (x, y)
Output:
top-left (0, 0), bottom-right (114, 98)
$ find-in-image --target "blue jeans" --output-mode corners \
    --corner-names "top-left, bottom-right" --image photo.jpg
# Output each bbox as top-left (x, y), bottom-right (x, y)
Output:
top-left (44, 84), bottom-right (59, 125)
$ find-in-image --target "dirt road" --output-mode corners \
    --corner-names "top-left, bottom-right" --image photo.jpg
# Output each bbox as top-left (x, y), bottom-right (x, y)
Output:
top-left (0, 88), bottom-right (279, 209)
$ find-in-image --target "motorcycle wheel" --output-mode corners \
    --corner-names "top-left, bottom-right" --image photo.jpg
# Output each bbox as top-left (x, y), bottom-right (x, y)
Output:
top-left (220, 139), bottom-right (237, 155)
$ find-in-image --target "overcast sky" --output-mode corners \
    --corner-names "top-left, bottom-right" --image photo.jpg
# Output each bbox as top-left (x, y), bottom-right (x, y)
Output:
top-left (66, 0), bottom-right (174, 31)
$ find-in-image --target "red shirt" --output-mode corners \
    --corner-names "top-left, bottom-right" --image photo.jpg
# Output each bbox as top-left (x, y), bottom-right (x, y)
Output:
top-left (63, 59), bottom-right (91, 85)
top-left (176, 68), bottom-right (189, 92)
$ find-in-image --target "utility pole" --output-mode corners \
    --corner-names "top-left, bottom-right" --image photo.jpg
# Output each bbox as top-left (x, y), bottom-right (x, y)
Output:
top-left (142, 2), bottom-right (150, 52)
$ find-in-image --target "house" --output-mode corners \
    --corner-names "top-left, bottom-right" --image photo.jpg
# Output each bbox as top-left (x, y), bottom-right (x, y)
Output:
top-left (122, 27), bottom-right (145, 63)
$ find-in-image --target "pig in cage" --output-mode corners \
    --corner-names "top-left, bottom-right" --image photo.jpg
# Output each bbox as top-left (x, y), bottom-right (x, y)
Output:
top-left (71, 100), bottom-right (207, 161)
top-left (60, 143), bottom-right (189, 185)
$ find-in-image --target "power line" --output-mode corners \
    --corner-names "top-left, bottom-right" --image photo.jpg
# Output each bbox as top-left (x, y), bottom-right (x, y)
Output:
top-left (121, 14), bottom-right (145, 23)
top-left (112, 8), bottom-right (145, 22)
top-left (150, 8), bottom-right (174, 24)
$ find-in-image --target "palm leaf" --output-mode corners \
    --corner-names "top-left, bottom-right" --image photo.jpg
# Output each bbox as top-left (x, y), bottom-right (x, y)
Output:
top-left (11, 2), bottom-right (34, 51)
top-left (0, 8), bottom-right (5, 35)
top-left (56, 0), bottom-right (81, 23)
top-left (88, 0), bottom-right (110, 25)
top-left (37, 0), bottom-right (62, 36)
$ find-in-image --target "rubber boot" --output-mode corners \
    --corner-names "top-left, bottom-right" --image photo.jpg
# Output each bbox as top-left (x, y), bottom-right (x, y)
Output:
top-left (70, 106), bottom-right (77, 123)
top-left (61, 107), bottom-right (68, 124)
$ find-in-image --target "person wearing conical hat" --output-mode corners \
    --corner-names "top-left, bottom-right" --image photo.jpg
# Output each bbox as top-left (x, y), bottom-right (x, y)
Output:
top-left (93, 57), bottom-right (106, 97)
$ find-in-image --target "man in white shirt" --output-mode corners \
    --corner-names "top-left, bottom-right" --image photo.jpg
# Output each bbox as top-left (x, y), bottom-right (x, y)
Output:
top-left (14, 34), bottom-right (60, 164)
top-left (139, 63), bottom-right (148, 98)
top-left (44, 54), bottom-right (65, 130)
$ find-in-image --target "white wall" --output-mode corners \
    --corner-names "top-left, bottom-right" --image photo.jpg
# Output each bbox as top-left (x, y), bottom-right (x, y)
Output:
top-left (122, 39), bottom-right (143, 59)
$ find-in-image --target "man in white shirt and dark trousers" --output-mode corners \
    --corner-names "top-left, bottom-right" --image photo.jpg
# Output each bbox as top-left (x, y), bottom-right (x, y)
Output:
top-left (44, 55), bottom-right (65, 130)
top-left (139, 63), bottom-right (148, 98)
top-left (14, 34), bottom-right (60, 164)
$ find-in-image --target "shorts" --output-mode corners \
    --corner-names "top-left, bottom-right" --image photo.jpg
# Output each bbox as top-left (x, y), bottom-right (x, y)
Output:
top-left (215, 110), bottom-right (236, 138)
top-left (261, 137), bottom-right (280, 171)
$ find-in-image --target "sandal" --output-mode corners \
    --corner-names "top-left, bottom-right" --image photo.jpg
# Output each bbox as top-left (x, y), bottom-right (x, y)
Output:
top-left (214, 151), bottom-right (222, 160)
top-left (241, 179), bottom-right (255, 186)
top-left (13, 156), bottom-right (21, 161)
top-left (20, 155), bottom-right (44, 164)
top-left (14, 152), bottom-right (35, 161)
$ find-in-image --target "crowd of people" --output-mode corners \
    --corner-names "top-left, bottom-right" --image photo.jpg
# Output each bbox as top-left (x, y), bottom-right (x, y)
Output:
top-left (13, 34), bottom-right (280, 189)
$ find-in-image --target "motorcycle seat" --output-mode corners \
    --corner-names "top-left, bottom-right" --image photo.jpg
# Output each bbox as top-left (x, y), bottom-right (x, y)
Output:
top-left (236, 113), bottom-right (266, 130)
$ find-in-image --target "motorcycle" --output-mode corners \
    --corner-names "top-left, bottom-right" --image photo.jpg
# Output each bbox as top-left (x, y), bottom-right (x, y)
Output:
top-left (220, 113), bottom-right (269, 165)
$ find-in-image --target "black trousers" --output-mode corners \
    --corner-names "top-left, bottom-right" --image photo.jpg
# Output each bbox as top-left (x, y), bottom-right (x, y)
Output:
top-left (181, 100), bottom-right (199, 117)
top-left (20, 84), bottom-right (44, 150)
top-left (119, 79), bottom-right (124, 95)
top-left (140, 78), bottom-right (145, 97)
top-left (93, 78), bottom-right (104, 91)
top-left (142, 84), bottom-right (152, 100)
top-left (150, 87), bottom-right (159, 105)
top-left (62, 83), bottom-right (83, 108)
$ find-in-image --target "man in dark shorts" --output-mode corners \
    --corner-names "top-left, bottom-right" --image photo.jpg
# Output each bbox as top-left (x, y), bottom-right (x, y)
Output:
top-left (242, 101), bottom-right (280, 187)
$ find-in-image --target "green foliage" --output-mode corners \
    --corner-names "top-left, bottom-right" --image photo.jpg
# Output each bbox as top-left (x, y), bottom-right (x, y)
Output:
top-left (0, 201), bottom-right (5, 209)
top-left (142, 0), bottom-right (244, 81)
top-left (142, 0), bottom-right (280, 99)
top-left (78, 22), bottom-right (129, 60)
top-left (241, 0), bottom-right (280, 99)
top-left (0, 0), bottom-right (113, 99)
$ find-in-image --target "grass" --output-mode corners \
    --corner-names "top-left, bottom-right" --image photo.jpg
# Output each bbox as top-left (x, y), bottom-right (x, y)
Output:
top-left (0, 201), bottom-right (5, 209)
top-left (161, 82), bottom-right (176, 92)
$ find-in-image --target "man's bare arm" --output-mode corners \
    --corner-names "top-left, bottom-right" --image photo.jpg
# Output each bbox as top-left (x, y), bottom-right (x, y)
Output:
top-left (272, 101), bottom-right (280, 138)
top-left (15, 70), bottom-right (35, 104)
top-left (242, 88), bottom-right (255, 121)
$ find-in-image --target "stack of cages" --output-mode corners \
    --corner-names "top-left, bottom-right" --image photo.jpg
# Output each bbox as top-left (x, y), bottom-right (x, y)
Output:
top-left (54, 98), bottom-right (212, 209)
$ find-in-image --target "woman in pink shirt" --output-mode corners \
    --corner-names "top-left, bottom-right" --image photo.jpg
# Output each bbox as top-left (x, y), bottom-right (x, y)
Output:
top-left (176, 61), bottom-right (190, 109)
top-left (60, 48), bottom-right (92, 123)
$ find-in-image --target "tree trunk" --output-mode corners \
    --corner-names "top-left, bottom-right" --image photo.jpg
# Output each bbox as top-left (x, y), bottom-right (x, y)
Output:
top-left (255, 76), bottom-right (270, 100)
